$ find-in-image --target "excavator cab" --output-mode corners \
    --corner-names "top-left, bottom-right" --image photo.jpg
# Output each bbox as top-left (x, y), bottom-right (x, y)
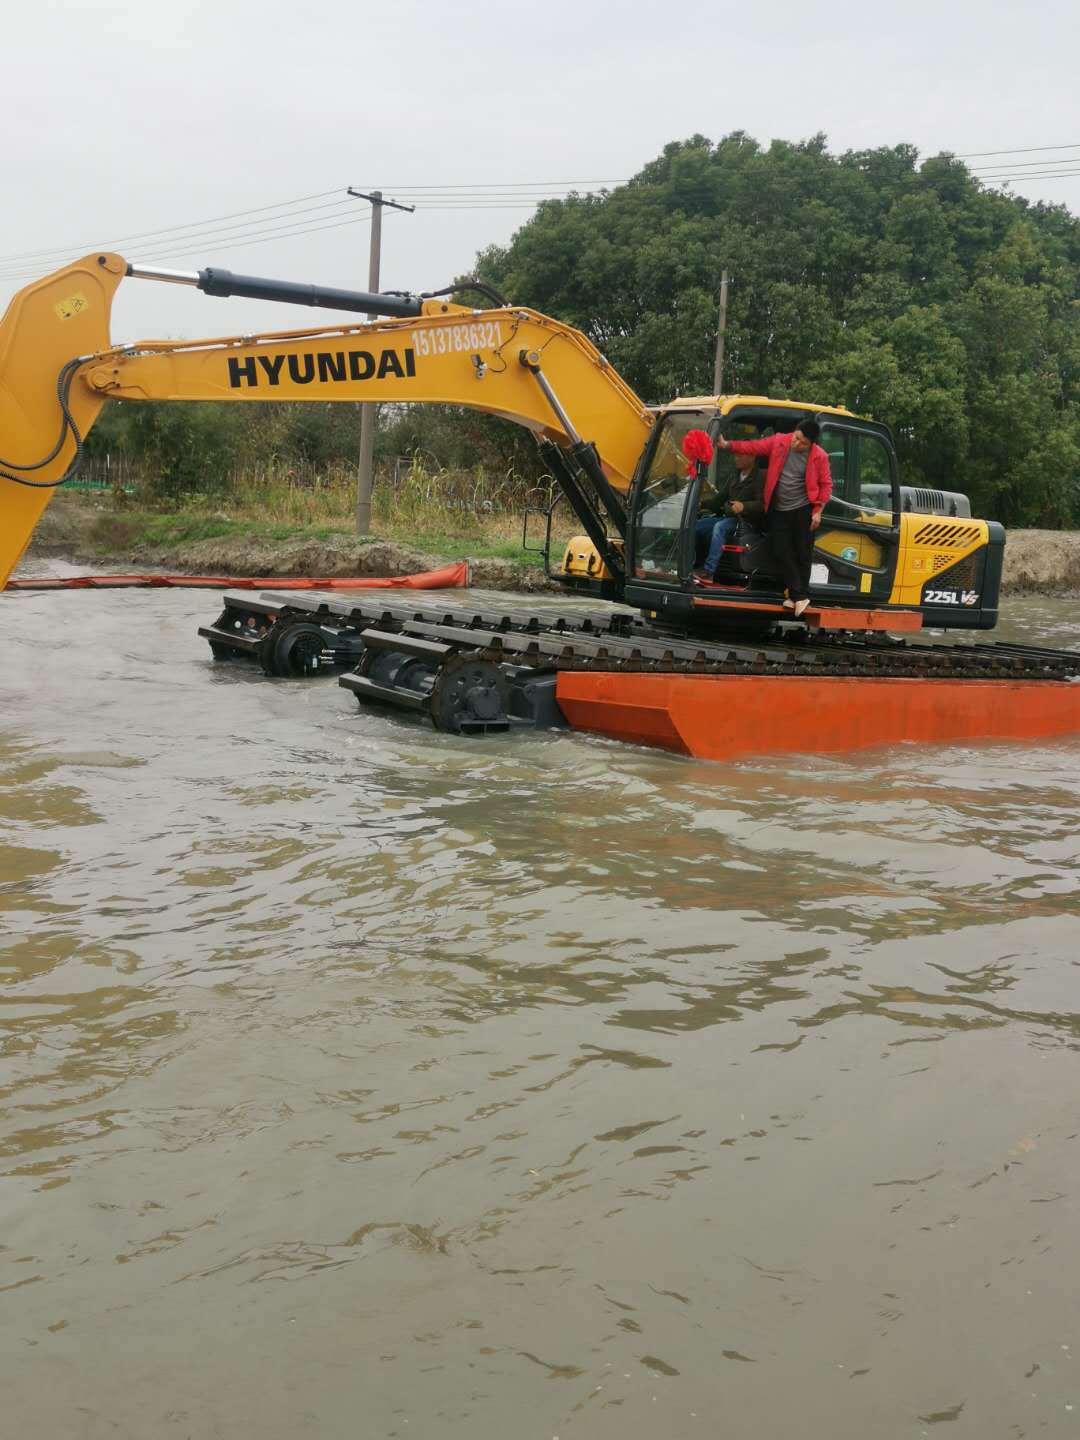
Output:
top-left (618, 399), bottom-right (1002, 630)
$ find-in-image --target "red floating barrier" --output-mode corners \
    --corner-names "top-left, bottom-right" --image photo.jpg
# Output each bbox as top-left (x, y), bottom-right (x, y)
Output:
top-left (5, 561), bottom-right (471, 592)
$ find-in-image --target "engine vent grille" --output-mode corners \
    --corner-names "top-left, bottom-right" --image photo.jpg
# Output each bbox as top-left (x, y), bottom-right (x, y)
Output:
top-left (933, 552), bottom-right (978, 585)
top-left (912, 521), bottom-right (982, 549)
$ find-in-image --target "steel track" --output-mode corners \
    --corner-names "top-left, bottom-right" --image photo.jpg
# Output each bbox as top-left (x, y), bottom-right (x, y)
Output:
top-left (201, 590), bottom-right (1080, 684)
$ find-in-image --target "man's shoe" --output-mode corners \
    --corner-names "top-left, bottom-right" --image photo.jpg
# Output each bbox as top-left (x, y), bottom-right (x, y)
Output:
top-left (782, 598), bottom-right (795, 609)
top-left (793, 598), bottom-right (810, 618)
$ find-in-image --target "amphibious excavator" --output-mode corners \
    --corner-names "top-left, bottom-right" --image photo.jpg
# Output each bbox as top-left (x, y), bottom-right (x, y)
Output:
top-left (3, 251), bottom-right (1080, 760)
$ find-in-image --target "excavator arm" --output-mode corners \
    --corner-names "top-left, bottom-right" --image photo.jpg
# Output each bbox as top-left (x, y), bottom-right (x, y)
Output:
top-left (0, 253), bottom-right (653, 590)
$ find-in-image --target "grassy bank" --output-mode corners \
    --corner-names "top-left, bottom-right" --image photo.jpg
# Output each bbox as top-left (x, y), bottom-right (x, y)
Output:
top-left (70, 506), bottom-right (549, 569)
top-left (31, 466), bottom-right (581, 592)
top-left (52, 459), bottom-right (578, 570)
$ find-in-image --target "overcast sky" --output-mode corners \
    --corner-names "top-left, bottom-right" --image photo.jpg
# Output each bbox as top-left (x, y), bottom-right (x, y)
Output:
top-left (4, 0), bottom-right (1079, 341)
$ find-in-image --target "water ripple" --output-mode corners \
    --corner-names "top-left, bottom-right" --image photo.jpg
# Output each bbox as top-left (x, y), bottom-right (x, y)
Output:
top-left (2, 586), bottom-right (1079, 1436)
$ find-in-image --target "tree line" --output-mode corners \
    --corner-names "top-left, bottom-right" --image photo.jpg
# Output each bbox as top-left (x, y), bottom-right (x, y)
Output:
top-left (87, 133), bottom-right (1080, 527)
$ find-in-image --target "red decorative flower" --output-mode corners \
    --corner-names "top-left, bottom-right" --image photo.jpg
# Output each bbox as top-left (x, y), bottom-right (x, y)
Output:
top-left (682, 428), bottom-right (714, 475)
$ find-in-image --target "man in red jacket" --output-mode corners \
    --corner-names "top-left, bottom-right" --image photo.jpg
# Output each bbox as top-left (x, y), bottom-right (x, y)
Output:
top-left (716, 418), bottom-right (832, 617)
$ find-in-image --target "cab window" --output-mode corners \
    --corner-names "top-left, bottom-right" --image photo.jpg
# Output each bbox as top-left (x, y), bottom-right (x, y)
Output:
top-left (631, 413), bottom-right (704, 580)
top-left (819, 426), bottom-right (897, 526)
top-left (856, 434), bottom-right (895, 511)
top-left (820, 430), bottom-right (851, 501)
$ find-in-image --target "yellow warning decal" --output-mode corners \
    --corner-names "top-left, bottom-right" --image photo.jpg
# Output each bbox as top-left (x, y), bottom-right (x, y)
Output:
top-left (54, 292), bottom-right (89, 321)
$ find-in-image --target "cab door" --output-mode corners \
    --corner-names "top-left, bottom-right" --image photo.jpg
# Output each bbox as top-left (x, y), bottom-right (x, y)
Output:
top-left (624, 411), bottom-right (708, 616)
top-left (812, 423), bottom-right (902, 607)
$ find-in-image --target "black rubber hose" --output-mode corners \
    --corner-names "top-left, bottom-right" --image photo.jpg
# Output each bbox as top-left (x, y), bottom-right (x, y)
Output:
top-left (0, 359), bottom-right (86, 488)
top-left (419, 277), bottom-right (510, 309)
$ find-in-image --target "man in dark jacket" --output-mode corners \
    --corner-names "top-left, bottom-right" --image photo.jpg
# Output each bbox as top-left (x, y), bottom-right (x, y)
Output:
top-left (695, 451), bottom-right (764, 581)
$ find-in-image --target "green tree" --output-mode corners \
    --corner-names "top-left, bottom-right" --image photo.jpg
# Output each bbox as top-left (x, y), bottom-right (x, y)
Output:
top-left (87, 133), bottom-right (1080, 528)
top-left (475, 133), bottom-right (1080, 526)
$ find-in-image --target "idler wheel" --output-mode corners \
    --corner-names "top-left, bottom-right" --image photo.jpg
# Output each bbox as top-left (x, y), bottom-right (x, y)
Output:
top-left (260, 620), bottom-right (332, 678)
top-left (429, 654), bottom-right (511, 734)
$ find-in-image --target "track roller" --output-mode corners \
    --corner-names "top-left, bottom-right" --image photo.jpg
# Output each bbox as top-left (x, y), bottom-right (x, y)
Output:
top-left (339, 630), bottom-right (563, 736)
top-left (198, 593), bottom-right (368, 672)
top-left (259, 618), bottom-right (343, 677)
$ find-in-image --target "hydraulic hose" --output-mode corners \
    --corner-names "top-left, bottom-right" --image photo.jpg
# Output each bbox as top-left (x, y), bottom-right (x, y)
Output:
top-left (0, 358), bottom-right (87, 488)
top-left (420, 277), bottom-right (510, 308)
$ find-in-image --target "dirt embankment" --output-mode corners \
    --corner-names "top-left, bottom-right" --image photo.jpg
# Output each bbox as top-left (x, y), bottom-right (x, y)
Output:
top-left (27, 505), bottom-right (556, 593)
top-left (25, 502), bottom-right (1080, 596)
top-left (996, 529), bottom-right (1080, 595)
top-left (136, 533), bottom-right (556, 594)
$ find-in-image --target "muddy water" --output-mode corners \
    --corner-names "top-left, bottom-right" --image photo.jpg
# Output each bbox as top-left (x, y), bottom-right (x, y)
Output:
top-left (3, 567), bottom-right (1080, 1439)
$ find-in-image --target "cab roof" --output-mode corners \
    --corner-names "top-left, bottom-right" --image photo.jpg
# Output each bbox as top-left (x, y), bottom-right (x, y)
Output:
top-left (659, 394), bottom-right (857, 420)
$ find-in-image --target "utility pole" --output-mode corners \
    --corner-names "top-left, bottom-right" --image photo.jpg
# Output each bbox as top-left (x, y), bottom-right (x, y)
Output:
top-left (713, 269), bottom-right (730, 397)
top-left (347, 187), bottom-right (415, 535)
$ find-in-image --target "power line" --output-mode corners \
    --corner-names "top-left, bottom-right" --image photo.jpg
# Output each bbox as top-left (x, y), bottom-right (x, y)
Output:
top-left (956, 142), bottom-right (1080, 159)
top-left (0, 196), bottom-right (363, 280)
top-left (350, 178), bottom-right (623, 190)
top-left (0, 192), bottom-right (605, 283)
top-left (0, 212), bottom-right (376, 284)
top-left (0, 202), bottom-right (575, 281)
top-left (397, 192), bottom-right (610, 203)
top-left (133, 212), bottom-right (375, 265)
top-left (977, 168), bottom-right (1080, 183)
top-left (0, 188), bottom-right (344, 267)
top-left (0, 183), bottom-right (620, 279)
top-left (10, 183), bottom-right (615, 255)
top-left (395, 192), bottom-right (612, 202)
top-left (118, 199), bottom-right (581, 257)
top-left (405, 201), bottom-right (580, 210)
top-left (968, 156), bottom-right (1080, 174)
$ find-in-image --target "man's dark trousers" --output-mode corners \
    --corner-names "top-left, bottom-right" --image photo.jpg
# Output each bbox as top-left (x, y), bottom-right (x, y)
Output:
top-left (769, 504), bottom-right (814, 602)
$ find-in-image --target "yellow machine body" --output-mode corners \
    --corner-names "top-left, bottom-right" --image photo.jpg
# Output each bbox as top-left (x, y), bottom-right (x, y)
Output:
top-left (814, 528), bottom-right (885, 570)
top-left (0, 253), bottom-right (652, 591)
top-left (889, 514), bottom-right (990, 607)
top-left (0, 253), bottom-right (998, 631)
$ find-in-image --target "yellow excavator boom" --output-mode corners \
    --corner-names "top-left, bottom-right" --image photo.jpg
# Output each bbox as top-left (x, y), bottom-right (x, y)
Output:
top-left (0, 254), bottom-right (125, 589)
top-left (0, 253), bottom-right (653, 590)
